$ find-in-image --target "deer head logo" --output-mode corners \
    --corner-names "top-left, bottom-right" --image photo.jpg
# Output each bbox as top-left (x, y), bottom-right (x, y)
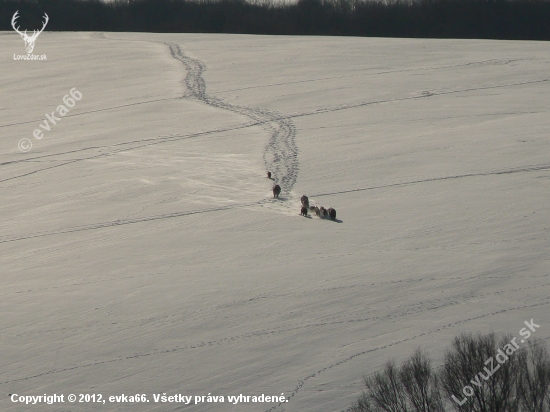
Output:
top-left (12, 11), bottom-right (49, 54)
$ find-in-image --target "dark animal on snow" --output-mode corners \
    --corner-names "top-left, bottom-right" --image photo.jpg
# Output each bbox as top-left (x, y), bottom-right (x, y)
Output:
top-left (319, 207), bottom-right (328, 219)
top-left (309, 205), bottom-right (316, 212)
top-left (301, 206), bottom-right (308, 216)
top-left (273, 184), bottom-right (281, 198)
top-left (300, 195), bottom-right (309, 209)
top-left (267, 171), bottom-right (271, 179)
top-left (328, 207), bottom-right (336, 221)
top-left (314, 206), bottom-right (320, 217)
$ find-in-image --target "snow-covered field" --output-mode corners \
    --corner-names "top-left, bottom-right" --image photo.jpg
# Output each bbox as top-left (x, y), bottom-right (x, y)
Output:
top-left (1, 32), bottom-right (549, 411)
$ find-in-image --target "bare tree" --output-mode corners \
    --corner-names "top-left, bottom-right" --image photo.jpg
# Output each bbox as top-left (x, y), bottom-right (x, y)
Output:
top-left (364, 360), bottom-right (410, 412)
top-left (517, 340), bottom-right (550, 412)
top-left (440, 333), bottom-right (520, 412)
top-left (349, 392), bottom-right (376, 412)
top-left (352, 350), bottom-right (442, 412)
top-left (400, 349), bottom-right (444, 412)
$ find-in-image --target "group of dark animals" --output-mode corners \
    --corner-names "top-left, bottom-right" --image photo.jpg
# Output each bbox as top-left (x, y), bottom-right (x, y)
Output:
top-left (300, 195), bottom-right (336, 220)
top-left (268, 171), bottom-right (336, 221)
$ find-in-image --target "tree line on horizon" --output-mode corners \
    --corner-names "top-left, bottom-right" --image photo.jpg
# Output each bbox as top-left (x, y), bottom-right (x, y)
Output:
top-left (1, 0), bottom-right (549, 40)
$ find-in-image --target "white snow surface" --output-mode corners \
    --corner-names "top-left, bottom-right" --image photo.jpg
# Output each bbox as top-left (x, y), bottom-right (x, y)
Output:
top-left (1, 32), bottom-right (549, 411)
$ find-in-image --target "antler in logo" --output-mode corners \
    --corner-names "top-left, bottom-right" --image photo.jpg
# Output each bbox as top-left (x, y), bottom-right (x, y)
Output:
top-left (12, 11), bottom-right (49, 54)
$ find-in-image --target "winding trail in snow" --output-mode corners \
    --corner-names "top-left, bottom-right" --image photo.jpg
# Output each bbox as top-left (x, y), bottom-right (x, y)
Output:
top-left (166, 42), bottom-right (299, 195)
top-left (2, 36), bottom-right (300, 199)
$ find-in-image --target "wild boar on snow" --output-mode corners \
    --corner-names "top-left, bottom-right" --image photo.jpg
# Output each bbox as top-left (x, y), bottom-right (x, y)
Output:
top-left (273, 184), bottom-right (281, 198)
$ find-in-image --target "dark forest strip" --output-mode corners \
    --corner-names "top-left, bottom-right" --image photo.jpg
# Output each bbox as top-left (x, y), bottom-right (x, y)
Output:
top-left (1, 0), bottom-right (550, 40)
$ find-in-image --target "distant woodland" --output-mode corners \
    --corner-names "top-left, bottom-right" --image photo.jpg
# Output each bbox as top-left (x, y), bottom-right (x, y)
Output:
top-left (1, 0), bottom-right (549, 40)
